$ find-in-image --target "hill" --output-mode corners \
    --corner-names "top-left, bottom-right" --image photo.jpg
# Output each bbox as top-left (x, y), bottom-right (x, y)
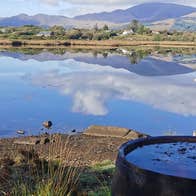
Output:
top-left (148, 12), bottom-right (196, 32)
top-left (74, 3), bottom-right (196, 23)
top-left (0, 3), bottom-right (195, 31)
top-left (0, 14), bottom-right (118, 29)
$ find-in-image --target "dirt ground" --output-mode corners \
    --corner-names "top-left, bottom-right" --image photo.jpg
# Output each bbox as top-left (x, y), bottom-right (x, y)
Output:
top-left (0, 133), bottom-right (128, 166)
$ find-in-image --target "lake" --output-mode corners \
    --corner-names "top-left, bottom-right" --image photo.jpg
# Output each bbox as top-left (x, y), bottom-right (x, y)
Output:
top-left (0, 47), bottom-right (196, 137)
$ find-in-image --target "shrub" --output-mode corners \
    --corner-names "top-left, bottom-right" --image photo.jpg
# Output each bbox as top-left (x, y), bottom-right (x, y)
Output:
top-left (65, 29), bottom-right (82, 39)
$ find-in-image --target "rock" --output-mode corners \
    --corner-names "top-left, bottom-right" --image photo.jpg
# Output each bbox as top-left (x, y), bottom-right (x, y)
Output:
top-left (14, 149), bottom-right (39, 164)
top-left (16, 130), bottom-right (25, 135)
top-left (72, 129), bottom-right (76, 133)
top-left (187, 156), bottom-right (196, 160)
top-left (43, 121), bottom-right (53, 129)
top-left (40, 137), bottom-right (50, 145)
top-left (84, 125), bottom-right (129, 138)
top-left (152, 158), bottom-right (161, 162)
top-left (178, 148), bottom-right (187, 154)
top-left (83, 125), bottom-right (148, 139)
top-left (124, 130), bottom-right (148, 140)
top-left (14, 137), bottom-right (40, 145)
top-left (0, 157), bottom-right (15, 166)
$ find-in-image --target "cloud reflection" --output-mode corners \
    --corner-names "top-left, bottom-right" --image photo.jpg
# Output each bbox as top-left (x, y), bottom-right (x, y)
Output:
top-left (29, 60), bottom-right (196, 116)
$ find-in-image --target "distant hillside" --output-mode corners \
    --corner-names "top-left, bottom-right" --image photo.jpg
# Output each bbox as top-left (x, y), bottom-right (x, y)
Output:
top-left (74, 3), bottom-right (196, 23)
top-left (0, 3), bottom-right (195, 31)
top-left (148, 12), bottom-right (196, 32)
top-left (172, 12), bottom-right (196, 31)
top-left (0, 14), bottom-right (119, 29)
top-left (147, 19), bottom-right (176, 31)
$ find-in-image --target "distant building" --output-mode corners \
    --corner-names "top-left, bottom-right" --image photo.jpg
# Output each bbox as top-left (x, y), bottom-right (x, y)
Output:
top-left (0, 28), bottom-right (7, 33)
top-left (152, 31), bottom-right (160, 35)
top-left (36, 31), bottom-right (52, 37)
top-left (122, 29), bottom-right (134, 35)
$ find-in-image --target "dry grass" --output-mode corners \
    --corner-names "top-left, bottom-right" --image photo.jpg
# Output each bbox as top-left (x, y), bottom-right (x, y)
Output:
top-left (0, 136), bottom-right (82, 195)
top-left (0, 135), bottom-right (115, 195)
top-left (0, 39), bottom-right (195, 47)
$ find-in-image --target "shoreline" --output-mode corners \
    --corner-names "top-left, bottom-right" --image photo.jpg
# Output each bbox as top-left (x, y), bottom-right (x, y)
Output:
top-left (1, 125), bottom-right (143, 194)
top-left (0, 39), bottom-right (195, 48)
top-left (0, 125), bottom-right (147, 166)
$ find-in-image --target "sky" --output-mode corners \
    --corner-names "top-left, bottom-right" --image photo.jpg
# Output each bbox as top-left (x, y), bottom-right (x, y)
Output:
top-left (0, 0), bottom-right (195, 17)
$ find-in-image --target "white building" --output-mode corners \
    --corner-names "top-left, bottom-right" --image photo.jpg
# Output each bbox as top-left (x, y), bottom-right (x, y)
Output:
top-left (0, 28), bottom-right (7, 33)
top-left (122, 29), bottom-right (134, 35)
top-left (36, 31), bottom-right (52, 37)
top-left (152, 31), bottom-right (160, 35)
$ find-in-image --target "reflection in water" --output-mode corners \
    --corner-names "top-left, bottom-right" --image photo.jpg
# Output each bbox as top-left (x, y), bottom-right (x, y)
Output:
top-left (0, 47), bottom-right (196, 137)
top-left (0, 48), bottom-right (195, 76)
top-left (29, 61), bottom-right (196, 116)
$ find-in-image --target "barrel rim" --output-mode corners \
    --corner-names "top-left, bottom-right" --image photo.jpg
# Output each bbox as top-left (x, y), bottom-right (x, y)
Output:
top-left (118, 136), bottom-right (196, 180)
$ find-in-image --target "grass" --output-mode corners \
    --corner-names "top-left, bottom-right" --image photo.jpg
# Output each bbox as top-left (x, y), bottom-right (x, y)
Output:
top-left (0, 39), bottom-right (195, 47)
top-left (0, 136), bottom-right (115, 196)
top-left (92, 160), bottom-right (115, 172)
top-left (0, 136), bottom-right (82, 195)
top-left (78, 160), bottom-right (115, 195)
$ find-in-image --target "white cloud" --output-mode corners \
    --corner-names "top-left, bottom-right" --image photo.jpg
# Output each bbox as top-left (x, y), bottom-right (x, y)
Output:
top-left (41, 0), bottom-right (59, 5)
top-left (29, 60), bottom-right (196, 116)
top-left (41, 0), bottom-right (196, 6)
top-left (39, 0), bottom-right (196, 16)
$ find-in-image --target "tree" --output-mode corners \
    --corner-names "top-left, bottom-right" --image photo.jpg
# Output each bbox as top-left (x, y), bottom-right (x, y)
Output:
top-left (50, 25), bottom-right (65, 36)
top-left (129, 19), bottom-right (140, 33)
top-left (66, 29), bottom-right (82, 39)
top-left (81, 31), bottom-right (93, 40)
top-left (93, 23), bottom-right (99, 32)
top-left (103, 24), bottom-right (109, 31)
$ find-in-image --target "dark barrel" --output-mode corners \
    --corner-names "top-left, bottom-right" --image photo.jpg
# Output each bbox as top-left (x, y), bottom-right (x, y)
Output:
top-left (112, 136), bottom-right (196, 196)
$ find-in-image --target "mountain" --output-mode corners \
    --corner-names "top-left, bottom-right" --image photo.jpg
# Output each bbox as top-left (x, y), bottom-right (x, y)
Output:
top-left (172, 12), bottom-right (196, 31)
top-left (74, 3), bottom-right (196, 23)
top-left (147, 12), bottom-right (196, 32)
top-left (0, 3), bottom-right (195, 31)
top-left (0, 14), bottom-right (119, 29)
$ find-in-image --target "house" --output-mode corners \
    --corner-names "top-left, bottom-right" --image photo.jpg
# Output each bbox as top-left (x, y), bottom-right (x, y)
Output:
top-left (0, 28), bottom-right (7, 33)
top-left (36, 31), bottom-right (52, 37)
top-left (122, 29), bottom-right (134, 35)
top-left (152, 31), bottom-right (160, 35)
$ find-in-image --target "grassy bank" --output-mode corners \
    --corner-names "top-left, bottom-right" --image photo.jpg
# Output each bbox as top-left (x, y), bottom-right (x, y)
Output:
top-left (0, 150), bottom-right (114, 195)
top-left (0, 45), bottom-right (196, 57)
top-left (0, 39), bottom-right (195, 47)
top-left (0, 133), bottom-right (127, 195)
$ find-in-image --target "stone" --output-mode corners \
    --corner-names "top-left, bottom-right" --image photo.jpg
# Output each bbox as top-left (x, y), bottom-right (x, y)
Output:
top-left (43, 121), bottom-right (53, 129)
top-left (40, 137), bottom-right (50, 145)
top-left (84, 125), bottom-right (130, 138)
top-left (72, 129), bottom-right (76, 133)
top-left (124, 130), bottom-right (148, 140)
top-left (16, 130), bottom-right (25, 135)
top-left (14, 137), bottom-right (40, 145)
top-left (83, 125), bottom-right (148, 139)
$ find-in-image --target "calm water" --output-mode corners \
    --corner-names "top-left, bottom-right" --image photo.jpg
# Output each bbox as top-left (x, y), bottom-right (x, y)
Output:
top-left (126, 142), bottom-right (196, 179)
top-left (0, 48), bottom-right (196, 137)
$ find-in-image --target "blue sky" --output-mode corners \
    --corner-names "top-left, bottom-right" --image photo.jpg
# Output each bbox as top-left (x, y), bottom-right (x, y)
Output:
top-left (0, 0), bottom-right (195, 17)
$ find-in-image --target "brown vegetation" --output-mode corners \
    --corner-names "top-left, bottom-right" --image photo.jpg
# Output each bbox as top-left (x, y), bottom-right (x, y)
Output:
top-left (0, 39), bottom-right (195, 47)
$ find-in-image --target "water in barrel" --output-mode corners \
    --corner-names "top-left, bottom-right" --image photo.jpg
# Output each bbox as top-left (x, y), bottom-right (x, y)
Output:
top-left (126, 142), bottom-right (196, 179)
